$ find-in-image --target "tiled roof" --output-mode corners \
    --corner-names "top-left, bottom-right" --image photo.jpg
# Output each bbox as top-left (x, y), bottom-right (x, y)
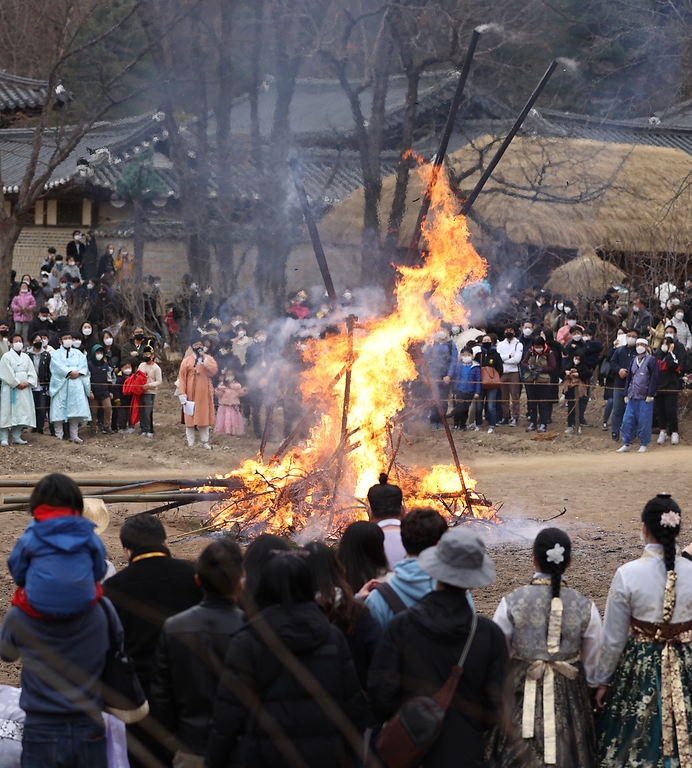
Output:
top-left (0, 71), bottom-right (48, 114)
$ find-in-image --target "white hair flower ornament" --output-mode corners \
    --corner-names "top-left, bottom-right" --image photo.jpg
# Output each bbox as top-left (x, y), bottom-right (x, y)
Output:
top-left (546, 543), bottom-right (565, 565)
top-left (661, 511), bottom-right (681, 528)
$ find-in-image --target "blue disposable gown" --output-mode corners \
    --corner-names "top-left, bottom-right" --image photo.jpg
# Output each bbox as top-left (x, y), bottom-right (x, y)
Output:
top-left (49, 348), bottom-right (91, 422)
top-left (0, 350), bottom-right (37, 429)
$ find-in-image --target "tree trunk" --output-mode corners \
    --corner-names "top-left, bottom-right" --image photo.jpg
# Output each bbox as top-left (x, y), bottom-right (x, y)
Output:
top-left (133, 197), bottom-right (144, 283)
top-left (0, 219), bottom-right (23, 313)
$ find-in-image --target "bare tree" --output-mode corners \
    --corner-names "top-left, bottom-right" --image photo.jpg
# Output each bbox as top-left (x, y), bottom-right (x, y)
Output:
top-left (0, 0), bottom-right (168, 311)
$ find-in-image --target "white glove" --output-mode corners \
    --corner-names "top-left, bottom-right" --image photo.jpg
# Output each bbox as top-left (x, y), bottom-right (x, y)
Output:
top-left (178, 394), bottom-right (187, 405)
top-left (624, 396), bottom-right (629, 404)
top-left (646, 396), bottom-right (654, 403)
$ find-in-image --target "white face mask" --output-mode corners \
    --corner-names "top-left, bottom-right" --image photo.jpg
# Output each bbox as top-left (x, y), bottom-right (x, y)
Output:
top-left (41, 339), bottom-right (48, 348)
top-left (62, 339), bottom-right (73, 348)
top-left (661, 344), bottom-right (669, 353)
top-left (41, 277), bottom-right (48, 283)
top-left (73, 236), bottom-right (80, 241)
top-left (673, 299), bottom-right (681, 305)
top-left (83, 328), bottom-right (92, 336)
top-left (122, 368), bottom-right (132, 376)
top-left (567, 319), bottom-right (576, 327)
top-left (451, 325), bottom-right (460, 335)
top-left (461, 356), bottom-right (473, 364)
top-left (626, 337), bottom-right (636, 347)
top-left (237, 330), bottom-right (246, 338)
top-left (522, 328), bottom-right (532, 336)
top-left (636, 345), bottom-right (646, 355)
top-left (154, 283), bottom-right (160, 288)
top-left (104, 338), bottom-right (113, 346)
top-left (108, 248), bottom-right (114, 255)
top-left (676, 312), bottom-right (685, 320)
top-left (73, 340), bottom-right (82, 349)
top-left (255, 336), bottom-right (266, 344)
top-left (12, 342), bottom-right (23, 352)
top-left (573, 358), bottom-right (580, 366)
top-left (557, 302), bottom-right (564, 311)
top-left (617, 335), bottom-right (625, 345)
top-left (572, 334), bottom-right (582, 342)
top-left (95, 353), bottom-right (104, 361)
top-left (39, 315), bottom-right (48, 322)
top-left (583, 336), bottom-right (591, 342)
top-left (632, 305), bottom-right (640, 313)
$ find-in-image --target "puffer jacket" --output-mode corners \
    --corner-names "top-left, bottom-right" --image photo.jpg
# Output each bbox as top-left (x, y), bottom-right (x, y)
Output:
top-left (206, 601), bottom-right (364, 768)
top-left (368, 590), bottom-right (508, 768)
top-left (150, 599), bottom-right (244, 756)
top-left (10, 291), bottom-right (36, 323)
top-left (87, 344), bottom-right (112, 400)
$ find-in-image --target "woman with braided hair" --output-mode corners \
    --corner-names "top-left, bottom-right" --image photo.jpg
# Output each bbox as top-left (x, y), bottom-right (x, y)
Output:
top-left (597, 494), bottom-right (692, 768)
top-left (489, 528), bottom-right (602, 768)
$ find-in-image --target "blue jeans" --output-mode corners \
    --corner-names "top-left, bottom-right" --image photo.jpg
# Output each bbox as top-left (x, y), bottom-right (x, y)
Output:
top-left (22, 721), bottom-right (107, 768)
top-left (476, 388), bottom-right (498, 427)
top-left (611, 388), bottom-right (626, 436)
top-left (621, 398), bottom-right (654, 447)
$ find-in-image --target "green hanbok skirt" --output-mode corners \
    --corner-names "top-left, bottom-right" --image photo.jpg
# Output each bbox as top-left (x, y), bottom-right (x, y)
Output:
top-left (599, 634), bottom-right (692, 768)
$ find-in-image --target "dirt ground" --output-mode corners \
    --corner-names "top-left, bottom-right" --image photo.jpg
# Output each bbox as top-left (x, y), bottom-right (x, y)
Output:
top-left (0, 383), bottom-right (688, 686)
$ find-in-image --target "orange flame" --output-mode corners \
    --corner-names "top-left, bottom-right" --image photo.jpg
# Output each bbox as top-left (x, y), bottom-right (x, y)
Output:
top-left (210, 160), bottom-right (496, 535)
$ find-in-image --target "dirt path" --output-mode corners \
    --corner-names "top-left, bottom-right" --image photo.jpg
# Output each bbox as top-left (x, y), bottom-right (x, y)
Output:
top-left (0, 385), bottom-right (687, 685)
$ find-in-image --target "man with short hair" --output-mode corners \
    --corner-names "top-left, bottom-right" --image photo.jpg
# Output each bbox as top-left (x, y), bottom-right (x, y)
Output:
top-left (367, 474), bottom-right (406, 569)
top-left (27, 307), bottom-right (55, 340)
top-left (609, 328), bottom-right (638, 442)
top-left (618, 339), bottom-right (659, 453)
top-left (366, 508), bottom-right (448, 627)
top-left (497, 325), bottom-right (523, 426)
top-left (49, 331), bottom-right (91, 443)
top-left (103, 513), bottom-right (202, 768)
top-left (631, 296), bottom-right (653, 339)
top-left (368, 529), bottom-right (508, 767)
top-left (150, 540), bottom-right (244, 766)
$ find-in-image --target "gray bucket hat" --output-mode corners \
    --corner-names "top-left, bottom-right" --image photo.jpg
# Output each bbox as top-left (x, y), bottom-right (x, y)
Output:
top-left (418, 528), bottom-right (495, 589)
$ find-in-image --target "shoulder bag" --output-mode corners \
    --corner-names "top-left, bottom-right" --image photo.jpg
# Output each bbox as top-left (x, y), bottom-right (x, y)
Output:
top-left (99, 599), bottom-right (149, 724)
top-left (481, 365), bottom-right (501, 390)
top-left (375, 612), bottom-right (478, 768)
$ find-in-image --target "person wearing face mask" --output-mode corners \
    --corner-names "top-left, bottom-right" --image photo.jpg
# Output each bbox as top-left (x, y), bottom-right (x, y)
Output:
top-left (121, 327), bottom-right (149, 367)
top-left (50, 255), bottom-right (65, 281)
top-left (562, 325), bottom-right (585, 376)
top-left (601, 331), bottom-right (626, 432)
top-left (425, 330), bottom-right (455, 430)
top-left (66, 230), bottom-right (84, 269)
top-left (474, 334), bottom-right (503, 433)
top-left (27, 333), bottom-right (52, 435)
top-left (521, 335), bottom-right (557, 433)
top-left (563, 350), bottom-right (591, 434)
top-left (556, 313), bottom-right (578, 346)
top-left (27, 306), bottom-right (56, 341)
top-left (497, 326), bottom-right (524, 426)
top-left (444, 345), bottom-right (481, 431)
top-left (101, 331), bottom-right (121, 370)
top-left (630, 297), bottom-right (652, 340)
top-left (654, 327), bottom-right (685, 447)
top-left (77, 322), bottom-right (96, 354)
top-left (37, 270), bottom-right (54, 301)
top-left (62, 257), bottom-right (81, 282)
top-left (177, 334), bottom-right (219, 448)
top-left (668, 302), bottom-right (692, 351)
top-left (49, 331), bottom-right (91, 443)
top-left (214, 369), bottom-right (248, 437)
top-left (215, 339), bottom-right (243, 385)
top-left (97, 244), bottom-right (116, 278)
top-left (0, 334), bottom-right (37, 445)
top-left (618, 339), bottom-right (659, 453)
top-left (47, 286), bottom-right (69, 330)
top-left (87, 344), bottom-right (114, 436)
top-left (112, 359), bottom-right (134, 433)
top-left (609, 329), bottom-right (639, 442)
top-left (10, 282), bottom-right (36, 344)
top-left (230, 325), bottom-right (253, 366)
top-left (137, 347), bottom-right (162, 438)
top-left (0, 322), bottom-right (10, 357)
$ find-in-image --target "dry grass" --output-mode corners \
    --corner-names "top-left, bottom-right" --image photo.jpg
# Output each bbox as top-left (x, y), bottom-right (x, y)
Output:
top-left (320, 136), bottom-right (692, 256)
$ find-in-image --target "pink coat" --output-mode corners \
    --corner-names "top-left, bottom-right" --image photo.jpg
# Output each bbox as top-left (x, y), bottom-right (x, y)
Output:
top-left (11, 291), bottom-right (36, 323)
top-left (216, 381), bottom-right (247, 406)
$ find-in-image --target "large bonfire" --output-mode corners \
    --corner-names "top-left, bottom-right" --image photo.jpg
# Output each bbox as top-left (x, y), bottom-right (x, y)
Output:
top-left (206, 162), bottom-right (498, 539)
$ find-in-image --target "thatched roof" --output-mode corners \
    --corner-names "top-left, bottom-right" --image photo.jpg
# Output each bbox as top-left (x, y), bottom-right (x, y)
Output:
top-left (320, 136), bottom-right (692, 254)
top-left (543, 253), bottom-right (626, 297)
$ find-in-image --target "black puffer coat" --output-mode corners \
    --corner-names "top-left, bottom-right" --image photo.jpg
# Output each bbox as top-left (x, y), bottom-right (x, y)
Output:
top-left (368, 590), bottom-right (508, 768)
top-left (205, 602), bottom-right (364, 768)
top-left (149, 598), bottom-right (244, 755)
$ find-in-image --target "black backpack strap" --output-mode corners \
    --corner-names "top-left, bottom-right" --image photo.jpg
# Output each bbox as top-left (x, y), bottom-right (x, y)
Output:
top-left (374, 582), bottom-right (408, 615)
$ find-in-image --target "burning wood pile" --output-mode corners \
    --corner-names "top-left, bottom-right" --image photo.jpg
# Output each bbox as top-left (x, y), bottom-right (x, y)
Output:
top-left (199, 161), bottom-right (499, 540)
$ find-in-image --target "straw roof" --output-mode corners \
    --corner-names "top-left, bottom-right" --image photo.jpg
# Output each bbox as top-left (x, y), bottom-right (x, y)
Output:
top-left (319, 136), bottom-right (692, 255)
top-left (543, 252), bottom-right (626, 297)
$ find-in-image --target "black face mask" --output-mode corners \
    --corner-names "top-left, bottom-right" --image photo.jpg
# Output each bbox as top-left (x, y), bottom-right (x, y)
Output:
top-left (504, 332), bottom-right (514, 340)
top-left (0, 330), bottom-right (8, 337)
top-left (33, 342), bottom-right (41, 349)
top-left (482, 342), bottom-right (491, 349)
top-left (134, 334), bottom-right (144, 341)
